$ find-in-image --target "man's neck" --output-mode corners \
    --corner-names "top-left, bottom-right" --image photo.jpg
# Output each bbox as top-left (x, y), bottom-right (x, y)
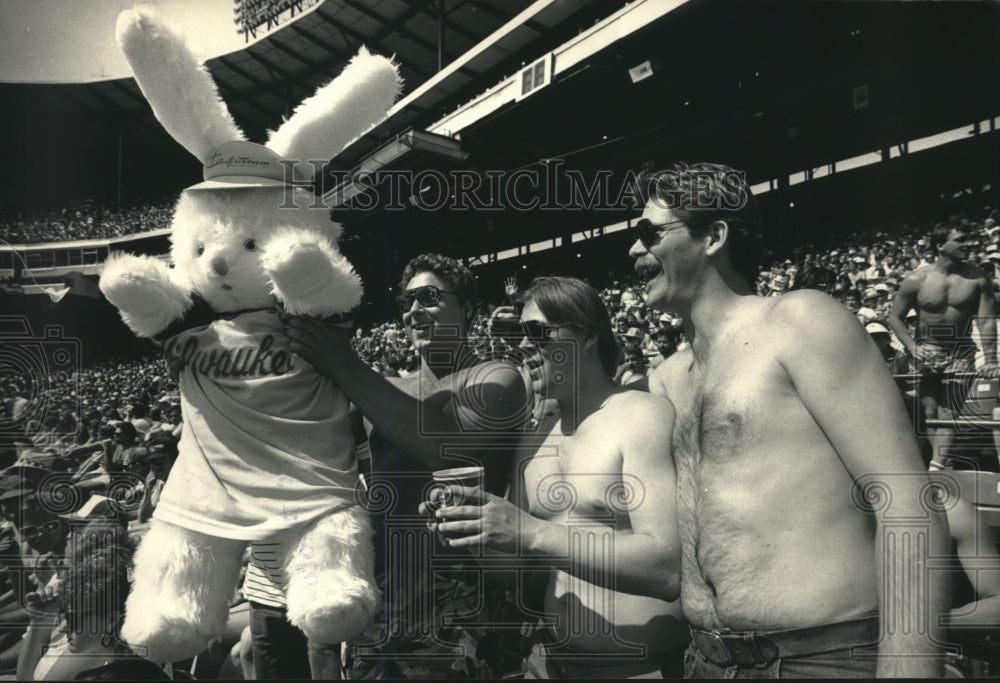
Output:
top-left (555, 369), bottom-right (619, 433)
top-left (934, 255), bottom-right (963, 274)
top-left (681, 271), bottom-right (756, 363)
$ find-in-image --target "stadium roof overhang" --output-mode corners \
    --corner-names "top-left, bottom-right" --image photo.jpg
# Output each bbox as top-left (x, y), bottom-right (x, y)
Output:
top-left (1, 0), bottom-right (635, 211)
top-left (2, 0), bottom-right (619, 145)
top-left (327, 0), bottom-right (1000, 259)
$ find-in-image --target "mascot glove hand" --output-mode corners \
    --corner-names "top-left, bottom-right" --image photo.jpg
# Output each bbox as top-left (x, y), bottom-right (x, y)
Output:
top-left (100, 254), bottom-right (191, 337)
top-left (262, 227), bottom-right (362, 316)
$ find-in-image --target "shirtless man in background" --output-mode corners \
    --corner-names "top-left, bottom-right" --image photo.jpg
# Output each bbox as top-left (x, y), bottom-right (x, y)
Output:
top-left (888, 224), bottom-right (997, 470)
top-left (632, 163), bottom-right (948, 677)
top-left (429, 276), bottom-right (687, 678)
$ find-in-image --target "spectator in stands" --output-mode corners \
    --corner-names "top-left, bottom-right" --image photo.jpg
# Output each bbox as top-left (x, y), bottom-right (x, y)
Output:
top-left (426, 275), bottom-right (687, 678)
top-left (888, 222), bottom-right (998, 470)
top-left (0, 466), bottom-right (67, 625)
top-left (865, 322), bottom-right (911, 375)
top-left (789, 264), bottom-right (837, 293)
top-left (134, 433), bottom-right (177, 525)
top-left (843, 288), bottom-right (861, 315)
top-left (847, 257), bottom-right (866, 285)
top-left (288, 253), bottom-right (531, 678)
top-left (1, 199), bottom-right (174, 245)
top-left (619, 326), bottom-right (645, 356)
top-left (28, 520), bottom-right (166, 680)
top-left (630, 161), bottom-right (946, 677)
top-left (127, 400), bottom-right (152, 436)
top-left (605, 280), bottom-right (623, 305)
top-left (109, 422), bottom-right (137, 470)
top-left (857, 287), bottom-right (880, 324)
top-left (0, 465), bottom-right (79, 679)
top-left (98, 403), bottom-right (120, 423)
top-left (646, 326), bottom-right (681, 371)
top-left (620, 282), bottom-right (641, 311)
top-left (767, 268), bottom-right (789, 296)
top-left (617, 347), bottom-right (649, 386)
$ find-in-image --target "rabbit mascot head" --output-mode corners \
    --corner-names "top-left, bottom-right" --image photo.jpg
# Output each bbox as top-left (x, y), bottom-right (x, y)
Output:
top-left (98, 8), bottom-right (399, 663)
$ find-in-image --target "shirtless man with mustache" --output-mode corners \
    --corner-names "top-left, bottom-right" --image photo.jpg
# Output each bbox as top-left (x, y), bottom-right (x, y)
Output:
top-left (629, 162), bottom-right (949, 678)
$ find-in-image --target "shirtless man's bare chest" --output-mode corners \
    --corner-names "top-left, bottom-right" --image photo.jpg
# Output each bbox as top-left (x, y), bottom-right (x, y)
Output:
top-left (915, 269), bottom-right (981, 339)
top-left (658, 311), bottom-right (879, 631)
top-left (520, 398), bottom-right (687, 653)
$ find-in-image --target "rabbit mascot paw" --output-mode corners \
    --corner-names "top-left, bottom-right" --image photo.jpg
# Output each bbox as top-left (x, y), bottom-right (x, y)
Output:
top-left (98, 8), bottom-right (400, 663)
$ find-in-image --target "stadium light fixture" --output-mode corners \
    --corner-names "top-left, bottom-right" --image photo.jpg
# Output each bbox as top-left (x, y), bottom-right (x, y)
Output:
top-left (628, 60), bottom-right (655, 84)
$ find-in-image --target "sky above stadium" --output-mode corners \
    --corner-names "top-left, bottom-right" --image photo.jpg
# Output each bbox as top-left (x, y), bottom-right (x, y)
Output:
top-left (0, 0), bottom-right (318, 84)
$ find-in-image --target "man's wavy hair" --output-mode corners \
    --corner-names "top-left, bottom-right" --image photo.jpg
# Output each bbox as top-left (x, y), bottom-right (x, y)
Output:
top-left (59, 521), bottom-right (134, 647)
top-left (790, 265), bottom-right (838, 293)
top-left (519, 276), bottom-right (619, 377)
top-left (930, 223), bottom-right (954, 251)
top-left (640, 162), bottom-right (763, 287)
top-left (400, 253), bottom-right (478, 306)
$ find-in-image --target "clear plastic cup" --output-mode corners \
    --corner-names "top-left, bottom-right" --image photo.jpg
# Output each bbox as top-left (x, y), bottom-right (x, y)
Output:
top-left (430, 466), bottom-right (484, 507)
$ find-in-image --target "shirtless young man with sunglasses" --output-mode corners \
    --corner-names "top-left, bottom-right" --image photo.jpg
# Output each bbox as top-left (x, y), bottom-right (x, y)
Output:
top-left (287, 253), bottom-right (530, 677)
top-left (424, 276), bottom-right (687, 679)
top-left (628, 163), bottom-right (948, 678)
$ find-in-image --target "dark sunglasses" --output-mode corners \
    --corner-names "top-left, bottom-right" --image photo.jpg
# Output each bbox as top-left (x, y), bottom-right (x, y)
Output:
top-left (395, 285), bottom-right (458, 314)
top-left (20, 519), bottom-right (62, 540)
top-left (630, 218), bottom-right (687, 247)
top-left (520, 320), bottom-right (568, 349)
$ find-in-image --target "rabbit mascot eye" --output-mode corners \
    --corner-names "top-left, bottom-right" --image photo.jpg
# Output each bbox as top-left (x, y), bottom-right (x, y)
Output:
top-left (98, 8), bottom-right (400, 663)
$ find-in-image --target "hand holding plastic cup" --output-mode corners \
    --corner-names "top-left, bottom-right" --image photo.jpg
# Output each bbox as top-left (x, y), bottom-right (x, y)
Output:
top-left (429, 466), bottom-right (484, 509)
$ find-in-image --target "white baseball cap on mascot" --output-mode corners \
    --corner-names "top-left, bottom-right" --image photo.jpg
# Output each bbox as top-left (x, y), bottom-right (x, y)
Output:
top-left (188, 140), bottom-right (299, 190)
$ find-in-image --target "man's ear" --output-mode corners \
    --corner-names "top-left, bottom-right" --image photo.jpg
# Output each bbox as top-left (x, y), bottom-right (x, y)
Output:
top-left (705, 220), bottom-right (730, 257)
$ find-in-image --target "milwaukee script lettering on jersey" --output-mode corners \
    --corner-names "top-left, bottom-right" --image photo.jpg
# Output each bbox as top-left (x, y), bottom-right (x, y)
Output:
top-left (164, 332), bottom-right (294, 378)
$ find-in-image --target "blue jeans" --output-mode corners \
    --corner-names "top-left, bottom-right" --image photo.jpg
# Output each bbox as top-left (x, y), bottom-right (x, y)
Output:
top-left (683, 640), bottom-right (878, 679)
top-left (249, 601), bottom-right (341, 679)
top-left (525, 640), bottom-right (686, 679)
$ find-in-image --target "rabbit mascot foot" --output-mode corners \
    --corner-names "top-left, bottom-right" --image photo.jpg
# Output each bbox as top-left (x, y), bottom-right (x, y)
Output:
top-left (122, 510), bottom-right (376, 662)
top-left (100, 8), bottom-right (400, 663)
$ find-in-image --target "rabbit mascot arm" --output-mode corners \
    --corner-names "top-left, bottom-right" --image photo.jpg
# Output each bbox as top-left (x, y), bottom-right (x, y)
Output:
top-left (98, 9), bottom-right (399, 663)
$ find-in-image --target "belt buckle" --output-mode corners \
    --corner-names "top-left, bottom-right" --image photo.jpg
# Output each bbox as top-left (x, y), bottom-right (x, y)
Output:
top-left (691, 629), bottom-right (734, 667)
top-left (692, 629), bottom-right (778, 668)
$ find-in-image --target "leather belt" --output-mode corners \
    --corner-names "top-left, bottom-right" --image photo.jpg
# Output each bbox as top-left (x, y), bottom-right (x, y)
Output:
top-left (689, 615), bottom-right (879, 668)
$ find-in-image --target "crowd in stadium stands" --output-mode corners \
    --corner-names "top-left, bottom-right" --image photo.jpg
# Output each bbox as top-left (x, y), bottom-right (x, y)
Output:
top-left (0, 195), bottom-right (998, 678)
top-left (1, 200), bottom-right (174, 245)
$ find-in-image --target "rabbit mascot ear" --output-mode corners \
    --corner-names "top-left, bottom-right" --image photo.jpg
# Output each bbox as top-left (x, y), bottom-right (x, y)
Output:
top-left (256, 46), bottom-right (401, 315)
top-left (110, 8), bottom-right (401, 664)
top-left (117, 8), bottom-right (400, 177)
top-left (267, 45), bottom-right (402, 182)
top-left (116, 8), bottom-right (247, 162)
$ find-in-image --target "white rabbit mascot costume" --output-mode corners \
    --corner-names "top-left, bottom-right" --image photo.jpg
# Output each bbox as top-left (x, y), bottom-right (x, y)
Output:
top-left (99, 9), bottom-right (400, 663)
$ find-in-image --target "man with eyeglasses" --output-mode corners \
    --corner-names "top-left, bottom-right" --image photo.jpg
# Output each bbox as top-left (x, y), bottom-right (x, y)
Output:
top-left (628, 162), bottom-right (947, 678)
top-left (287, 253), bottom-right (530, 678)
top-left (888, 223), bottom-right (998, 471)
top-left (425, 275), bottom-right (687, 679)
